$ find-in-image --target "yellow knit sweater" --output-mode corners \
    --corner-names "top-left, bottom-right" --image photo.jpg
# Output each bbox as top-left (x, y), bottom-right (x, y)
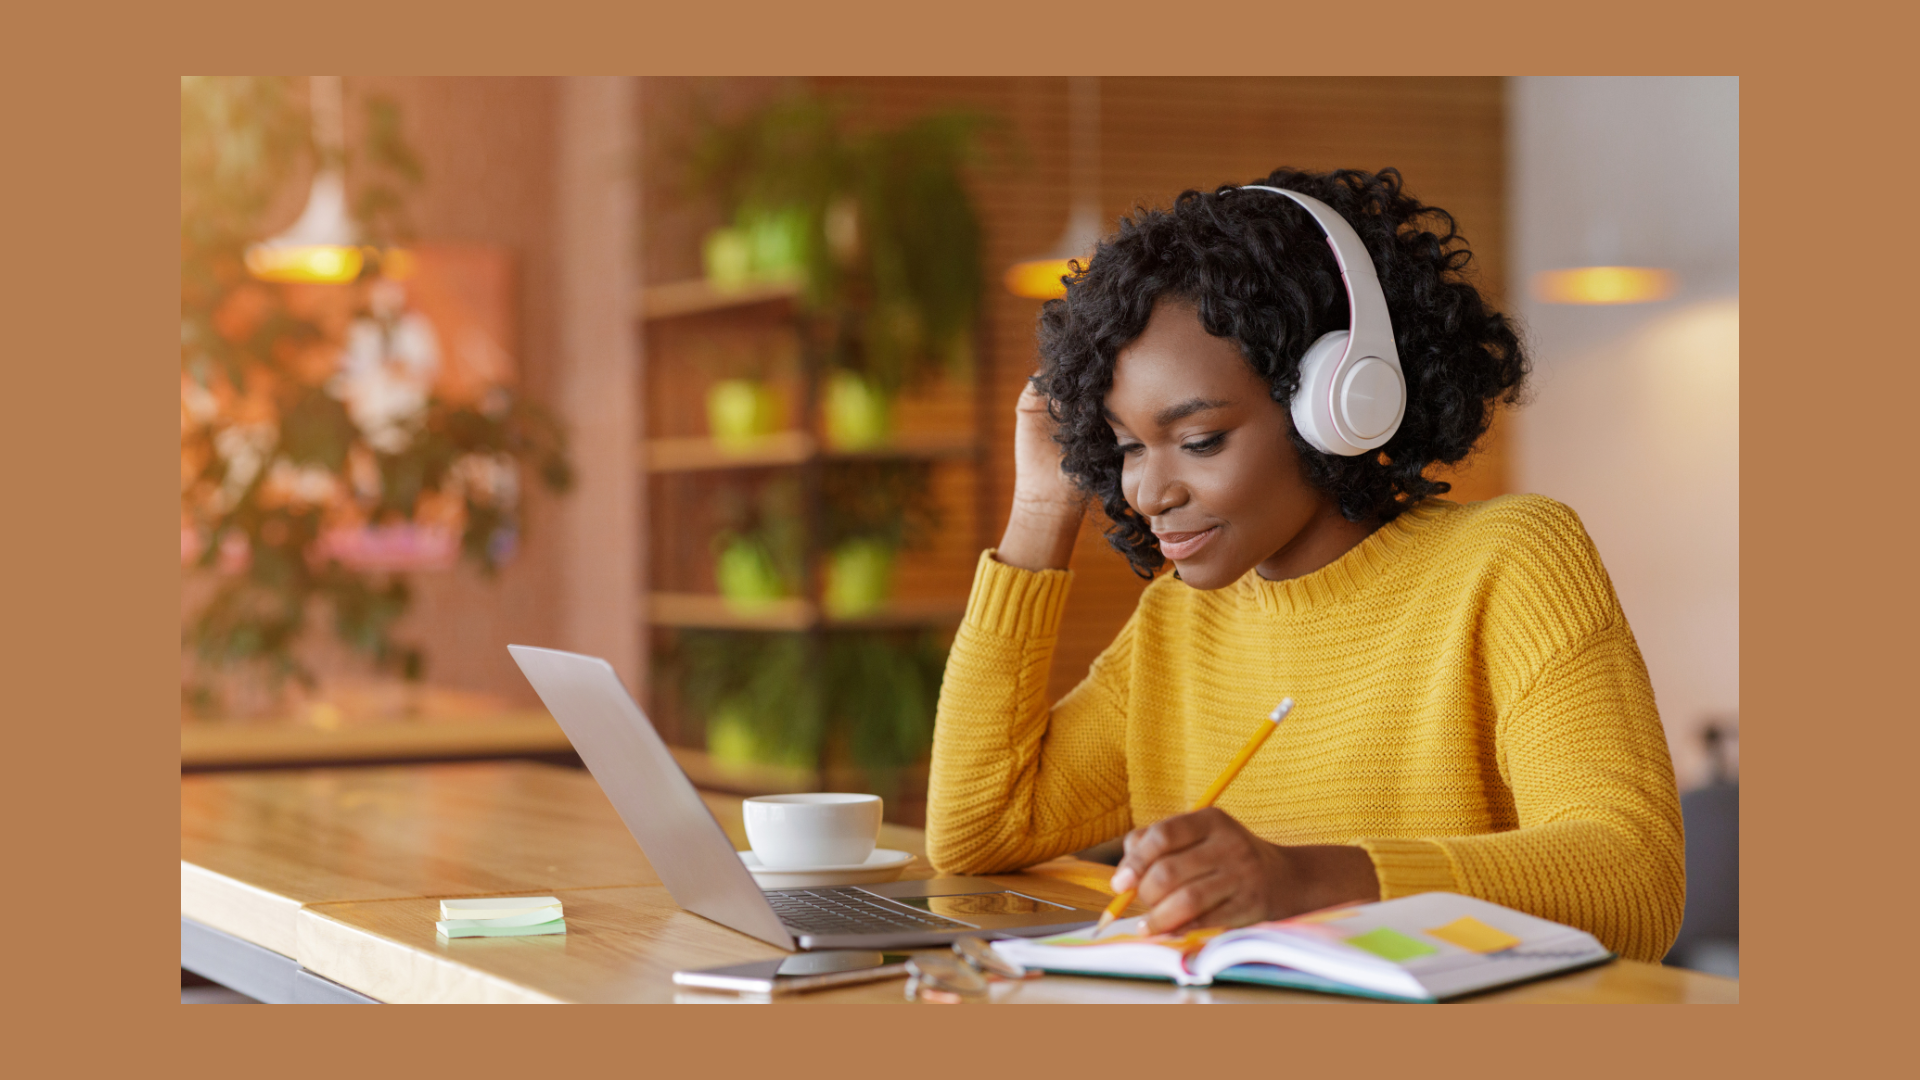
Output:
top-left (926, 494), bottom-right (1684, 962)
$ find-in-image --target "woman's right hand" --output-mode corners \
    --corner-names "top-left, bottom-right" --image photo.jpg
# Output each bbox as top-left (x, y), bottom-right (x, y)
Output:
top-left (1011, 380), bottom-right (1083, 517)
top-left (997, 380), bottom-right (1088, 571)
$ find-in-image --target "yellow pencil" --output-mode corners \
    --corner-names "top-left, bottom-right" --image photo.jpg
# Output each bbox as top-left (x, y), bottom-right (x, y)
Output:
top-left (1092, 698), bottom-right (1295, 937)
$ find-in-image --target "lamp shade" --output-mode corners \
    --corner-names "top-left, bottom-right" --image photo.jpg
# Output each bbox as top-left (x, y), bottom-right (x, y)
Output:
top-left (1005, 77), bottom-right (1103, 301)
top-left (245, 169), bottom-right (364, 284)
top-left (1003, 204), bottom-right (1103, 300)
top-left (245, 76), bottom-right (364, 285)
top-left (1533, 266), bottom-right (1676, 305)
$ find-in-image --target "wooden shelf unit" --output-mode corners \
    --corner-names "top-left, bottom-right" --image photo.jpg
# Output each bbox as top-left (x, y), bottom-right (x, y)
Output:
top-left (637, 276), bottom-right (987, 765)
top-left (637, 278), bottom-right (801, 321)
top-left (643, 428), bottom-right (976, 473)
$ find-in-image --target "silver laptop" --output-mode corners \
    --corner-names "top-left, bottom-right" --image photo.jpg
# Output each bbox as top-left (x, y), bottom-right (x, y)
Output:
top-left (508, 645), bottom-right (1102, 950)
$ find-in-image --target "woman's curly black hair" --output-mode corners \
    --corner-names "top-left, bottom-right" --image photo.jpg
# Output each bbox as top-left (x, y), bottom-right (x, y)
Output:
top-left (1035, 167), bottom-right (1529, 579)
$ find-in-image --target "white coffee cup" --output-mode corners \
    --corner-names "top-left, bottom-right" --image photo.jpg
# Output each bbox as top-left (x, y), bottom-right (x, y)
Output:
top-left (743, 793), bottom-right (882, 868)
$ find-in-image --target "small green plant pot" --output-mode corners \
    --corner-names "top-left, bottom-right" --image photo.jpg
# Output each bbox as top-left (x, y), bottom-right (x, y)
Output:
top-left (715, 537), bottom-right (787, 613)
top-left (824, 371), bottom-right (892, 450)
top-left (701, 226), bottom-right (755, 292)
top-left (703, 209), bottom-right (807, 293)
top-left (706, 379), bottom-right (782, 450)
top-left (703, 702), bottom-right (760, 765)
top-left (824, 539), bottom-right (895, 618)
top-left (743, 207), bottom-right (808, 285)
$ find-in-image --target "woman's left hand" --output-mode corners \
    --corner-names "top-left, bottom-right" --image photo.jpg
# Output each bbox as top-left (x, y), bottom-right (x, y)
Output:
top-left (1107, 808), bottom-right (1381, 934)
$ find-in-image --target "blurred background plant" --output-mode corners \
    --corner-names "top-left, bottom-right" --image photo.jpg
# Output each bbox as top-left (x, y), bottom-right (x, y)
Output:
top-left (179, 76), bottom-right (571, 715)
top-left (711, 478), bottom-right (806, 611)
top-left (667, 628), bottom-right (949, 783)
top-left (689, 91), bottom-right (990, 402)
top-left (821, 460), bottom-right (937, 617)
top-left (661, 87), bottom-right (988, 777)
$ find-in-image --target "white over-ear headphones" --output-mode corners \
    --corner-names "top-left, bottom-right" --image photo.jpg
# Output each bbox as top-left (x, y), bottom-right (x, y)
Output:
top-left (1237, 185), bottom-right (1405, 456)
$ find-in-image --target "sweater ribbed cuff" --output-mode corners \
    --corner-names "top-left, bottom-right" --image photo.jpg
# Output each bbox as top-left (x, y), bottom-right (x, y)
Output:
top-left (1356, 837), bottom-right (1459, 899)
top-left (964, 550), bottom-right (1073, 640)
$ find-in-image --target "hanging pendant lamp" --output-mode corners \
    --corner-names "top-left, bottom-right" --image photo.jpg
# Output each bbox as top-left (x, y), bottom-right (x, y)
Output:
top-left (1004, 76), bottom-right (1103, 300)
top-left (1533, 266), bottom-right (1676, 304)
top-left (246, 75), bottom-right (366, 284)
top-left (1532, 218), bottom-right (1678, 305)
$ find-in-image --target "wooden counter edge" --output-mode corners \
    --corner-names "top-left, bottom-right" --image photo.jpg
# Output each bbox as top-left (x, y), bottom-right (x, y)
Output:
top-left (296, 905), bottom-right (564, 1004)
top-left (182, 861), bottom-right (305, 959)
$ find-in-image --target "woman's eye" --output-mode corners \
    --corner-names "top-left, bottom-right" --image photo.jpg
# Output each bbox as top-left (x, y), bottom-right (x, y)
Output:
top-left (1117, 442), bottom-right (1144, 456)
top-left (1182, 434), bottom-right (1226, 455)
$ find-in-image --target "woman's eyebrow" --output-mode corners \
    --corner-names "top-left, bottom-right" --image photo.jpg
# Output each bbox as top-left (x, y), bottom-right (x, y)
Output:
top-left (1154, 398), bottom-right (1230, 426)
top-left (1104, 397), bottom-right (1231, 429)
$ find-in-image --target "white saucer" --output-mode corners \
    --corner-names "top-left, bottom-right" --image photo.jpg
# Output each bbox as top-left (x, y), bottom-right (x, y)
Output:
top-left (738, 848), bottom-right (915, 888)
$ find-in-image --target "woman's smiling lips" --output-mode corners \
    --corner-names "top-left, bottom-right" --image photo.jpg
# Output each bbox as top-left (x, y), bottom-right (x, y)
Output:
top-left (1154, 525), bottom-right (1220, 560)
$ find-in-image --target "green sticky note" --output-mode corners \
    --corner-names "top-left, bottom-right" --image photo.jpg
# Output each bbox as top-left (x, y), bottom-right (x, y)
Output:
top-left (1344, 926), bottom-right (1438, 964)
top-left (437, 910), bottom-right (568, 932)
top-left (436, 917), bottom-right (566, 939)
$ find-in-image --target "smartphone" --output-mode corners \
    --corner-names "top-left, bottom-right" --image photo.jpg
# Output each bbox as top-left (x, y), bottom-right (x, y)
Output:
top-left (672, 950), bottom-right (913, 996)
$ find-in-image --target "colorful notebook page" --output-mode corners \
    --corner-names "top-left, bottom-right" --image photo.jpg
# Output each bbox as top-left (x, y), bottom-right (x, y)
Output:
top-left (1343, 926), bottom-right (1438, 963)
top-left (1423, 915), bottom-right (1522, 954)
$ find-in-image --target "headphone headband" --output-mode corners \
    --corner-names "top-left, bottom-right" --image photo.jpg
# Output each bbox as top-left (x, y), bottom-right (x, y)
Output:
top-left (1234, 185), bottom-right (1405, 455)
top-left (1234, 185), bottom-right (1399, 377)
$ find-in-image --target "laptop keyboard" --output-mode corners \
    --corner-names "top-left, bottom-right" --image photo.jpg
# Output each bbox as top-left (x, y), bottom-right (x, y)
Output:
top-left (764, 888), bottom-right (970, 935)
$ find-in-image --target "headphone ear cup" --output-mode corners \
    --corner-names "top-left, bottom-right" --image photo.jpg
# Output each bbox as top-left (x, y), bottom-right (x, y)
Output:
top-left (1290, 331), bottom-right (1358, 456)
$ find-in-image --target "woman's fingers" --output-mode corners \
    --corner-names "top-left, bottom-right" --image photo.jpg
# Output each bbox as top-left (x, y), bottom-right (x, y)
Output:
top-left (1009, 380), bottom-right (1082, 517)
top-left (1139, 850), bottom-right (1269, 933)
top-left (1127, 810), bottom-right (1217, 865)
top-left (1111, 809), bottom-right (1280, 932)
top-left (1143, 872), bottom-right (1231, 935)
top-left (1112, 812), bottom-right (1216, 893)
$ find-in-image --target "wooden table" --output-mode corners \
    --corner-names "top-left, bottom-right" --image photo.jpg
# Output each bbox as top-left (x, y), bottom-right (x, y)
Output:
top-left (181, 762), bottom-right (1738, 1004)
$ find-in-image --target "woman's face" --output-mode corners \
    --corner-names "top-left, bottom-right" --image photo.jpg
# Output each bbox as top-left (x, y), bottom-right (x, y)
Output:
top-left (1106, 298), bottom-right (1359, 589)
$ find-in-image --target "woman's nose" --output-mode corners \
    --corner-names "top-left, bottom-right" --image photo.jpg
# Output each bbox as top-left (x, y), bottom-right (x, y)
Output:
top-left (1129, 452), bottom-right (1188, 517)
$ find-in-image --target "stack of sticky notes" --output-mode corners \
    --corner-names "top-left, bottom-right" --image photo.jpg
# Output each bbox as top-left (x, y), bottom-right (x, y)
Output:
top-left (436, 896), bottom-right (566, 939)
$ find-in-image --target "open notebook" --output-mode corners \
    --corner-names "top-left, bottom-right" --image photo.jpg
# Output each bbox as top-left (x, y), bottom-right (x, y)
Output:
top-left (990, 892), bottom-right (1613, 1002)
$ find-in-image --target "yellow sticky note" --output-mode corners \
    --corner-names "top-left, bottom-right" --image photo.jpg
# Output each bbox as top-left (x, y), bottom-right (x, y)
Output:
top-left (1425, 915), bottom-right (1522, 954)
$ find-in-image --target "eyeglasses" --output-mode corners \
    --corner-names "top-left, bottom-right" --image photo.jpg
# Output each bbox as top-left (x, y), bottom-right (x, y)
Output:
top-left (904, 936), bottom-right (1041, 1003)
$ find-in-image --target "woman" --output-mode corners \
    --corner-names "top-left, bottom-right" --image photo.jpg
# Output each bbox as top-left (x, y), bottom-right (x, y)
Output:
top-left (925, 167), bottom-right (1684, 963)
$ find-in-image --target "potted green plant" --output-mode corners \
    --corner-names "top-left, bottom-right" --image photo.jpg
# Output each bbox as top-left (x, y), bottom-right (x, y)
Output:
top-left (706, 378), bottom-right (784, 450)
top-left (701, 204), bottom-right (810, 292)
top-left (672, 631), bottom-right (824, 769)
top-left (690, 92), bottom-right (989, 421)
top-left (710, 478), bottom-right (804, 613)
top-left (667, 627), bottom-right (945, 781)
top-left (819, 459), bottom-right (936, 618)
top-left (179, 77), bottom-right (571, 714)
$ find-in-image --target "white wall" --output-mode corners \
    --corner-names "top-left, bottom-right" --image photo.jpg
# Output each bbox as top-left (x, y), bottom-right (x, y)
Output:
top-left (1509, 77), bottom-right (1740, 790)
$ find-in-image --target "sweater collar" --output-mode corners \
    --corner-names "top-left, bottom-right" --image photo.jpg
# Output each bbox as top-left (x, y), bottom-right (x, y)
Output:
top-left (1236, 498), bottom-right (1454, 616)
